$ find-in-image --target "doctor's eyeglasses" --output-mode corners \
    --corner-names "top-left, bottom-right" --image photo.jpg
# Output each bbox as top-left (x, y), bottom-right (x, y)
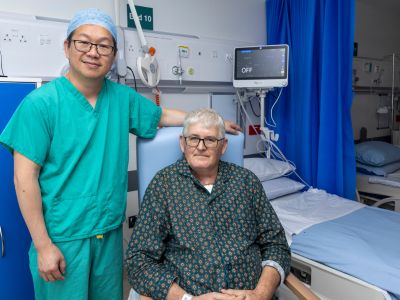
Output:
top-left (72, 40), bottom-right (115, 56)
top-left (184, 136), bottom-right (224, 148)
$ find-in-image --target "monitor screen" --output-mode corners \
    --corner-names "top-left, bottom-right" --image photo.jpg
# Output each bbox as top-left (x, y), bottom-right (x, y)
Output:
top-left (233, 44), bottom-right (289, 89)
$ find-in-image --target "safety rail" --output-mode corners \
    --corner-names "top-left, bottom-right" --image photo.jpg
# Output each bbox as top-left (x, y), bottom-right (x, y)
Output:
top-left (372, 196), bottom-right (400, 212)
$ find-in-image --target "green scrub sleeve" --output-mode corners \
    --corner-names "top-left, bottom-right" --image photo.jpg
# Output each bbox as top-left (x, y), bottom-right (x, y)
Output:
top-left (0, 97), bottom-right (51, 166)
top-left (129, 90), bottom-right (162, 138)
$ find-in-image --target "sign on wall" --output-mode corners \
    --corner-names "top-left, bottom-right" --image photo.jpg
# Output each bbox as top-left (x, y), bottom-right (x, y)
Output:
top-left (127, 5), bottom-right (153, 31)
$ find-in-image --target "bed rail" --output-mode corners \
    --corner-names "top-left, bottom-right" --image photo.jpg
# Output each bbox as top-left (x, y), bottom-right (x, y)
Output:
top-left (285, 273), bottom-right (320, 300)
top-left (372, 196), bottom-right (400, 212)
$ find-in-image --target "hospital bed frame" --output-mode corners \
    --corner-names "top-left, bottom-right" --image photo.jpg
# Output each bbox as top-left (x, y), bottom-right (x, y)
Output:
top-left (277, 254), bottom-right (389, 300)
top-left (356, 173), bottom-right (400, 212)
top-left (372, 196), bottom-right (400, 211)
top-left (136, 127), bottom-right (319, 300)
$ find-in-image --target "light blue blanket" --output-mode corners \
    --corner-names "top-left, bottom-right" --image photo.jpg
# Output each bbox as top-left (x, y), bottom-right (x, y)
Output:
top-left (291, 207), bottom-right (400, 299)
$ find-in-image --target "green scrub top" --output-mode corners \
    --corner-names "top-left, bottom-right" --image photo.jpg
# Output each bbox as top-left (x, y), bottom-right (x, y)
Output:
top-left (0, 77), bottom-right (162, 242)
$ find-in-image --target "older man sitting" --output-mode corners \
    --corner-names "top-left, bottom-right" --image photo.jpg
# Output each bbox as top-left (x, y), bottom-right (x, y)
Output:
top-left (125, 108), bottom-right (290, 300)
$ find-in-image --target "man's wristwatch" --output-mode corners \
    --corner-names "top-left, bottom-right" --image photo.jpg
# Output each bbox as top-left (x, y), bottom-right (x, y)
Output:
top-left (182, 293), bottom-right (193, 300)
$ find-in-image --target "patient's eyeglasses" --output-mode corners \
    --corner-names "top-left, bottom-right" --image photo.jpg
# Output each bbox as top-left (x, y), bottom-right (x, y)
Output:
top-left (184, 136), bottom-right (224, 148)
top-left (72, 40), bottom-right (115, 56)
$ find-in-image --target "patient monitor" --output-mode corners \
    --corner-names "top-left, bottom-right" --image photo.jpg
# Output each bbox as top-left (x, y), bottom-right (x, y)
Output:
top-left (233, 44), bottom-right (289, 157)
top-left (233, 44), bottom-right (289, 89)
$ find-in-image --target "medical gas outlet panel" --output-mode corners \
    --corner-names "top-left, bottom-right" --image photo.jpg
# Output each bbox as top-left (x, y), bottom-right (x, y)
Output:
top-left (0, 12), bottom-right (247, 84)
top-left (353, 56), bottom-right (398, 88)
top-left (123, 29), bottom-right (245, 84)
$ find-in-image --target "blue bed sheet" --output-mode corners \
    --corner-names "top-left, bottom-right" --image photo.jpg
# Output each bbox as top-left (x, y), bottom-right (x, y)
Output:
top-left (291, 207), bottom-right (400, 299)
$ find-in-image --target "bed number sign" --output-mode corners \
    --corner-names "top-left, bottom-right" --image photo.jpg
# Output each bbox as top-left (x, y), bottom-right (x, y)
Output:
top-left (127, 5), bottom-right (153, 31)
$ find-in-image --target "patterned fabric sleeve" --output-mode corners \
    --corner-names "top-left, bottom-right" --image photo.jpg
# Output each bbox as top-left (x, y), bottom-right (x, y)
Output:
top-left (125, 172), bottom-right (177, 300)
top-left (251, 174), bottom-right (291, 276)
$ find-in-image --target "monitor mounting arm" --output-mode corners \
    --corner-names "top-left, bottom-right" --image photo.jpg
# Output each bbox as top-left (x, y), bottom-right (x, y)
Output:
top-left (127, 0), bottom-right (160, 87)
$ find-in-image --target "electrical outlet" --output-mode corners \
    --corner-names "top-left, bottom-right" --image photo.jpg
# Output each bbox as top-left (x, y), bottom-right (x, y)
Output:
top-left (128, 215), bottom-right (137, 228)
top-left (2, 29), bottom-right (27, 43)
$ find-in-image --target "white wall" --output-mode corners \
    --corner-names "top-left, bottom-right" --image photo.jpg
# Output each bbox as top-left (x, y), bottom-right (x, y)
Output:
top-left (0, 1), bottom-right (114, 22)
top-left (119, 0), bottom-right (266, 43)
top-left (355, 0), bottom-right (400, 58)
top-left (352, 0), bottom-right (400, 140)
top-left (0, 0), bottom-right (266, 44)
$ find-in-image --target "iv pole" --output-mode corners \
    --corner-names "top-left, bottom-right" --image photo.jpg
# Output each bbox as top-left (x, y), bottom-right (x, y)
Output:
top-left (258, 89), bottom-right (278, 158)
top-left (391, 53), bottom-right (395, 131)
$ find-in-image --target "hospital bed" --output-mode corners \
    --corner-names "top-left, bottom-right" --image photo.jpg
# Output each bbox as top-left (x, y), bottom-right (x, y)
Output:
top-left (355, 141), bottom-right (400, 212)
top-left (356, 172), bottom-right (400, 211)
top-left (133, 127), bottom-right (319, 300)
top-left (268, 189), bottom-right (400, 300)
top-left (243, 156), bottom-right (400, 300)
top-left (356, 171), bottom-right (400, 212)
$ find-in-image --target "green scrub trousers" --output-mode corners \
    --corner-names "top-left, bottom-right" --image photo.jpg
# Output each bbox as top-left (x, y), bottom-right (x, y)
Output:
top-left (29, 226), bottom-right (123, 300)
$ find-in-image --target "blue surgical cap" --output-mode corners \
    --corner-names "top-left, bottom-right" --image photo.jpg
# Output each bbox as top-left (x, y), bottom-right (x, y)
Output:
top-left (67, 8), bottom-right (117, 40)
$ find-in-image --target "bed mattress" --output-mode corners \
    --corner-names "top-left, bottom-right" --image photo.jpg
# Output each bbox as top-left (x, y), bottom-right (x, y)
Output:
top-left (270, 189), bottom-right (364, 244)
top-left (291, 207), bottom-right (400, 300)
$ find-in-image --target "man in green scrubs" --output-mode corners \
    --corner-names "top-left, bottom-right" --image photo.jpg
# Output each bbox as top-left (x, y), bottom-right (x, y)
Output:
top-left (0, 8), bottom-right (240, 300)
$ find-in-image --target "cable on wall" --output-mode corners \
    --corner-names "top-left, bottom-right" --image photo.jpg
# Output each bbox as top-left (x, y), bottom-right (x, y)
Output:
top-left (127, 66), bottom-right (137, 91)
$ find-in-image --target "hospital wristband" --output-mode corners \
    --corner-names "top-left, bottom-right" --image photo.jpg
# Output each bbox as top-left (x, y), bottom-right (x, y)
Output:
top-left (261, 260), bottom-right (285, 286)
top-left (181, 293), bottom-right (193, 300)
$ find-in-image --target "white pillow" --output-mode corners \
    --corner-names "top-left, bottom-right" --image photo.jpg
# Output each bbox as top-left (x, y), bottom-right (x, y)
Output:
top-left (261, 177), bottom-right (305, 200)
top-left (244, 157), bottom-right (295, 181)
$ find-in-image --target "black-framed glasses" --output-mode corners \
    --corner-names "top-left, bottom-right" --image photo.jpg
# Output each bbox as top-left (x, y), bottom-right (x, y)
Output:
top-left (184, 136), bottom-right (224, 148)
top-left (72, 40), bottom-right (115, 56)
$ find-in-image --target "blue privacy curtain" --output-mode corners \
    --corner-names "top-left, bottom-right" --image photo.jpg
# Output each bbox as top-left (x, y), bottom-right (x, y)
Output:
top-left (266, 0), bottom-right (356, 199)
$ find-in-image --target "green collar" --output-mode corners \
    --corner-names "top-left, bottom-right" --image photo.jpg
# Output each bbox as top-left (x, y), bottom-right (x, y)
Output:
top-left (61, 76), bottom-right (107, 114)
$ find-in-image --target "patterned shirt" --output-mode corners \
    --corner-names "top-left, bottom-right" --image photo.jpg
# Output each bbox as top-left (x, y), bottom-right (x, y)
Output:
top-left (126, 159), bottom-right (290, 300)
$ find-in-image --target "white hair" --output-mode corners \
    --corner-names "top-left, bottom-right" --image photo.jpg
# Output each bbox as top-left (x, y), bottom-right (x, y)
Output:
top-left (182, 108), bottom-right (225, 138)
